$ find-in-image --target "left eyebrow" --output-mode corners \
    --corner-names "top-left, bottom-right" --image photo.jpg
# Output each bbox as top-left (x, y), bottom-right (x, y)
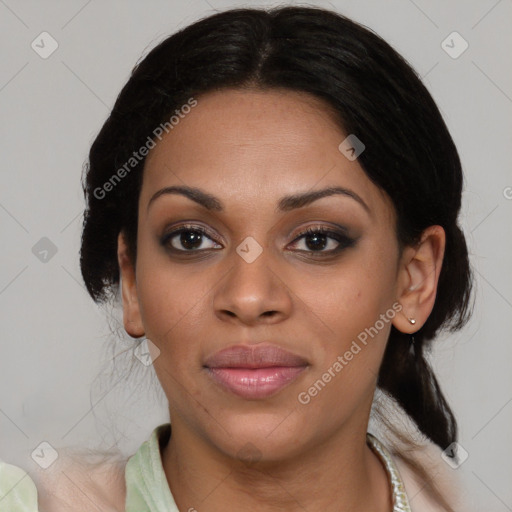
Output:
top-left (146, 185), bottom-right (370, 215)
top-left (276, 186), bottom-right (370, 214)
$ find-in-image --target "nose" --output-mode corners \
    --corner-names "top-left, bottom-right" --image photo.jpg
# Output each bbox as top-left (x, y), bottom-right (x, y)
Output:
top-left (212, 245), bottom-right (293, 326)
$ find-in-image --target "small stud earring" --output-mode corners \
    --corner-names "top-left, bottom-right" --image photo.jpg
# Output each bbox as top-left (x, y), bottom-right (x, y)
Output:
top-left (408, 317), bottom-right (416, 325)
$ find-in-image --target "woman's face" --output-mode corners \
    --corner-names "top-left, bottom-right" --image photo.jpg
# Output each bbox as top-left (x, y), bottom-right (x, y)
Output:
top-left (123, 88), bottom-right (408, 461)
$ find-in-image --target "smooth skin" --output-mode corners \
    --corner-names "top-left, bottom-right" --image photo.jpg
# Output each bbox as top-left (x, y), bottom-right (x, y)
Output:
top-left (117, 88), bottom-right (445, 512)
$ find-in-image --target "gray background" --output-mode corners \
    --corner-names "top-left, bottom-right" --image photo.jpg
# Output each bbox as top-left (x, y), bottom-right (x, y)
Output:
top-left (1, 0), bottom-right (511, 509)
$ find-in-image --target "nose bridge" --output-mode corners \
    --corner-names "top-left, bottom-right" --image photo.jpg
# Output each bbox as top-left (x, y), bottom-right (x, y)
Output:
top-left (212, 236), bottom-right (291, 323)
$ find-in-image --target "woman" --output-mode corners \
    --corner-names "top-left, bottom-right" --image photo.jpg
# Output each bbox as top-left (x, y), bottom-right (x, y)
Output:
top-left (1, 5), bottom-right (473, 511)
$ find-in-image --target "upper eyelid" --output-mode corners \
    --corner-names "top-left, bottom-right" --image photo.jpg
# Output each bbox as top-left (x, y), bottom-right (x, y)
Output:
top-left (163, 223), bottom-right (347, 237)
top-left (163, 223), bottom-right (216, 237)
top-left (162, 224), bottom-right (220, 245)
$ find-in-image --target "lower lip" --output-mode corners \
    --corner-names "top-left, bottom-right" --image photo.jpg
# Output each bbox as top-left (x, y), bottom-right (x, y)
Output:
top-left (205, 366), bottom-right (307, 399)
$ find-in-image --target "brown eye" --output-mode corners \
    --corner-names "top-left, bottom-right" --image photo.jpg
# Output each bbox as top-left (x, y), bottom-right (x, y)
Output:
top-left (161, 225), bottom-right (222, 252)
top-left (289, 227), bottom-right (356, 254)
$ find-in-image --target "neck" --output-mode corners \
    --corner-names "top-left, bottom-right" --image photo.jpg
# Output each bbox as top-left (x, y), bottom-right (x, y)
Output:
top-left (161, 415), bottom-right (392, 512)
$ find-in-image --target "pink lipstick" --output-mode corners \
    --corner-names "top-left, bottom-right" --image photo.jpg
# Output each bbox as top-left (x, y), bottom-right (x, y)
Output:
top-left (203, 344), bottom-right (308, 399)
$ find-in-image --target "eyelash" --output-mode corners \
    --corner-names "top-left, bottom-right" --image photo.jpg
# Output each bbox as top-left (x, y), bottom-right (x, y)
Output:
top-left (292, 226), bottom-right (356, 255)
top-left (160, 224), bottom-right (356, 257)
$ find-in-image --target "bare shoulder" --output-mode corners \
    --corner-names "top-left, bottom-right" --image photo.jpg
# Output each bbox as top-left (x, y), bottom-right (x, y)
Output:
top-left (30, 447), bottom-right (128, 512)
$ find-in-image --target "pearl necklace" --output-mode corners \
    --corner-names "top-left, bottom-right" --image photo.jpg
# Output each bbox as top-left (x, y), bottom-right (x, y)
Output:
top-left (366, 433), bottom-right (412, 511)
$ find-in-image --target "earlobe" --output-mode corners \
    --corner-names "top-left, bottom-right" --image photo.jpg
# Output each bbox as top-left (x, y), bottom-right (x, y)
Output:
top-left (117, 231), bottom-right (145, 338)
top-left (392, 225), bottom-right (446, 334)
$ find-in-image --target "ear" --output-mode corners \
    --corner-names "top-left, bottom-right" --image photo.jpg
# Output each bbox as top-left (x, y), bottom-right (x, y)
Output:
top-left (117, 231), bottom-right (145, 338)
top-left (392, 225), bottom-right (446, 333)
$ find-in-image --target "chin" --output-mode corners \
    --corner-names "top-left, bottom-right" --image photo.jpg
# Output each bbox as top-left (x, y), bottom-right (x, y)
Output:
top-left (202, 410), bottom-right (310, 464)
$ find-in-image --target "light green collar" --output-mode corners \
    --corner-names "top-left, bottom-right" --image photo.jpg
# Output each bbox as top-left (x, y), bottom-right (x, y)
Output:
top-left (125, 423), bottom-right (179, 512)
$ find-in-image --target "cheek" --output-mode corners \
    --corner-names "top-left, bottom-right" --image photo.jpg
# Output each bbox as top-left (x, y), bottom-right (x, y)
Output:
top-left (289, 244), bottom-right (399, 402)
top-left (135, 267), bottom-right (210, 403)
top-left (296, 248), bottom-right (397, 340)
top-left (294, 279), bottom-right (390, 384)
top-left (134, 242), bottom-right (212, 362)
top-left (292, 268), bottom-right (396, 423)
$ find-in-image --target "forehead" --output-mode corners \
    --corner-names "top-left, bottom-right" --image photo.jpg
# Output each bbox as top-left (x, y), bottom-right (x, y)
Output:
top-left (140, 88), bottom-right (394, 223)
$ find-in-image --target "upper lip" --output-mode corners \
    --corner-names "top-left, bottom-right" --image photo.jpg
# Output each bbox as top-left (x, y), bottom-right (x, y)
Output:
top-left (203, 344), bottom-right (309, 369)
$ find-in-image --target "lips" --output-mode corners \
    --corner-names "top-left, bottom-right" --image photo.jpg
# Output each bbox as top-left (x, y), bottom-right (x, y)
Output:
top-left (203, 344), bottom-right (309, 399)
top-left (204, 344), bottom-right (308, 368)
